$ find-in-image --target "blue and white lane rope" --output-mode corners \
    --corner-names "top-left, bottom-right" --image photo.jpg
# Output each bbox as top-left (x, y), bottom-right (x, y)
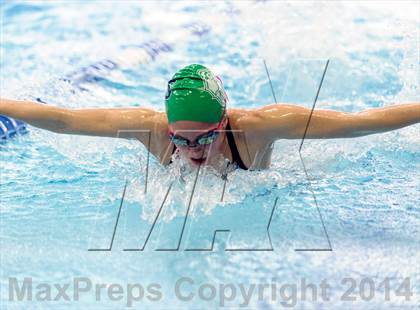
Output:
top-left (0, 22), bottom-right (211, 141)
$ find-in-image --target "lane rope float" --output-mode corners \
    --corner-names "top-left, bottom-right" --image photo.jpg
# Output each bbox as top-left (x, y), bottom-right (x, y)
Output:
top-left (1, 22), bottom-right (211, 141)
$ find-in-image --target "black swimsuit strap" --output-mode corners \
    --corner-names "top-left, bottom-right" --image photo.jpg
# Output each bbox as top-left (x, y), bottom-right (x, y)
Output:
top-left (168, 144), bottom-right (176, 164)
top-left (226, 120), bottom-right (248, 170)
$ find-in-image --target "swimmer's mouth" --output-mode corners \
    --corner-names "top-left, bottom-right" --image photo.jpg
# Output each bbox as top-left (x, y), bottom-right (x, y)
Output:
top-left (190, 157), bottom-right (206, 164)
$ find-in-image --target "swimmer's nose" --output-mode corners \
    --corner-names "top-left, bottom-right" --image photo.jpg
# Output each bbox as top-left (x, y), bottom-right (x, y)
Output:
top-left (188, 144), bottom-right (205, 154)
top-left (187, 142), bottom-right (198, 148)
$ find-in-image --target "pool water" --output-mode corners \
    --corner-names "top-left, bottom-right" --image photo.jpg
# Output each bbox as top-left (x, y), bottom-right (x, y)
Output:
top-left (1, 1), bottom-right (419, 309)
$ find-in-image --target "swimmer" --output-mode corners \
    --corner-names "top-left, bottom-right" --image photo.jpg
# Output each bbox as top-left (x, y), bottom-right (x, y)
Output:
top-left (1, 64), bottom-right (419, 170)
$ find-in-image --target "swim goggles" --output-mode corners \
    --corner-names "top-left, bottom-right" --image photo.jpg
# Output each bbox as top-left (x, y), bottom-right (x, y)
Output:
top-left (168, 117), bottom-right (226, 147)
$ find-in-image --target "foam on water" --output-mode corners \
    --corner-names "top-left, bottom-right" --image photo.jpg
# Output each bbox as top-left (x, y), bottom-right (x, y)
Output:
top-left (1, 1), bottom-right (419, 309)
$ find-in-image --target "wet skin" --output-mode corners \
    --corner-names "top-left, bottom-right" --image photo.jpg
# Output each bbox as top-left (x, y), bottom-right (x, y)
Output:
top-left (0, 99), bottom-right (419, 170)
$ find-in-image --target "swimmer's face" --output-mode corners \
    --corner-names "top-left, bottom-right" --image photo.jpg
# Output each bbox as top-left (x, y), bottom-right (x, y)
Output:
top-left (168, 119), bottom-right (227, 166)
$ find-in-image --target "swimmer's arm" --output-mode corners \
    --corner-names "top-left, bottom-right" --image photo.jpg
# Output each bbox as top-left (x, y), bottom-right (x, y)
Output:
top-left (0, 98), bottom-right (160, 140)
top-left (251, 103), bottom-right (420, 140)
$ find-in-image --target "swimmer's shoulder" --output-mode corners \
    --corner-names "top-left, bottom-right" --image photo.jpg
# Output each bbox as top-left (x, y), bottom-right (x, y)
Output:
top-left (132, 111), bottom-right (173, 165)
top-left (227, 104), bottom-right (294, 133)
top-left (226, 107), bottom-right (266, 134)
top-left (226, 108), bottom-right (249, 125)
top-left (152, 112), bottom-right (174, 164)
top-left (226, 107), bottom-right (274, 169)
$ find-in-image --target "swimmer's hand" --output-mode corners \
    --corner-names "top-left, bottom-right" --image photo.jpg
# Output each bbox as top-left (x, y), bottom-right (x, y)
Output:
top-left (0, 98), bottom-right (163, 140)
top-left (247, 102), bottom-right (420, 141)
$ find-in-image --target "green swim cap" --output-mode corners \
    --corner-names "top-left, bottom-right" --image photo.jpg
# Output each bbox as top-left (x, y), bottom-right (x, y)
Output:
top-left (165, 64), bottom-right (226, 123)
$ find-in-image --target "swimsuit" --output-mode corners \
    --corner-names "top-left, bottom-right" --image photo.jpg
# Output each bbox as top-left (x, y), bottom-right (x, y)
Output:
top-left (225, 120), bottom-right (248, 170)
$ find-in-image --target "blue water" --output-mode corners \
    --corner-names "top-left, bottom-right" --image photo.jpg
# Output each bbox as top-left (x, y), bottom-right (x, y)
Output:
top-left (1, 1), bottom-right (419, 309)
